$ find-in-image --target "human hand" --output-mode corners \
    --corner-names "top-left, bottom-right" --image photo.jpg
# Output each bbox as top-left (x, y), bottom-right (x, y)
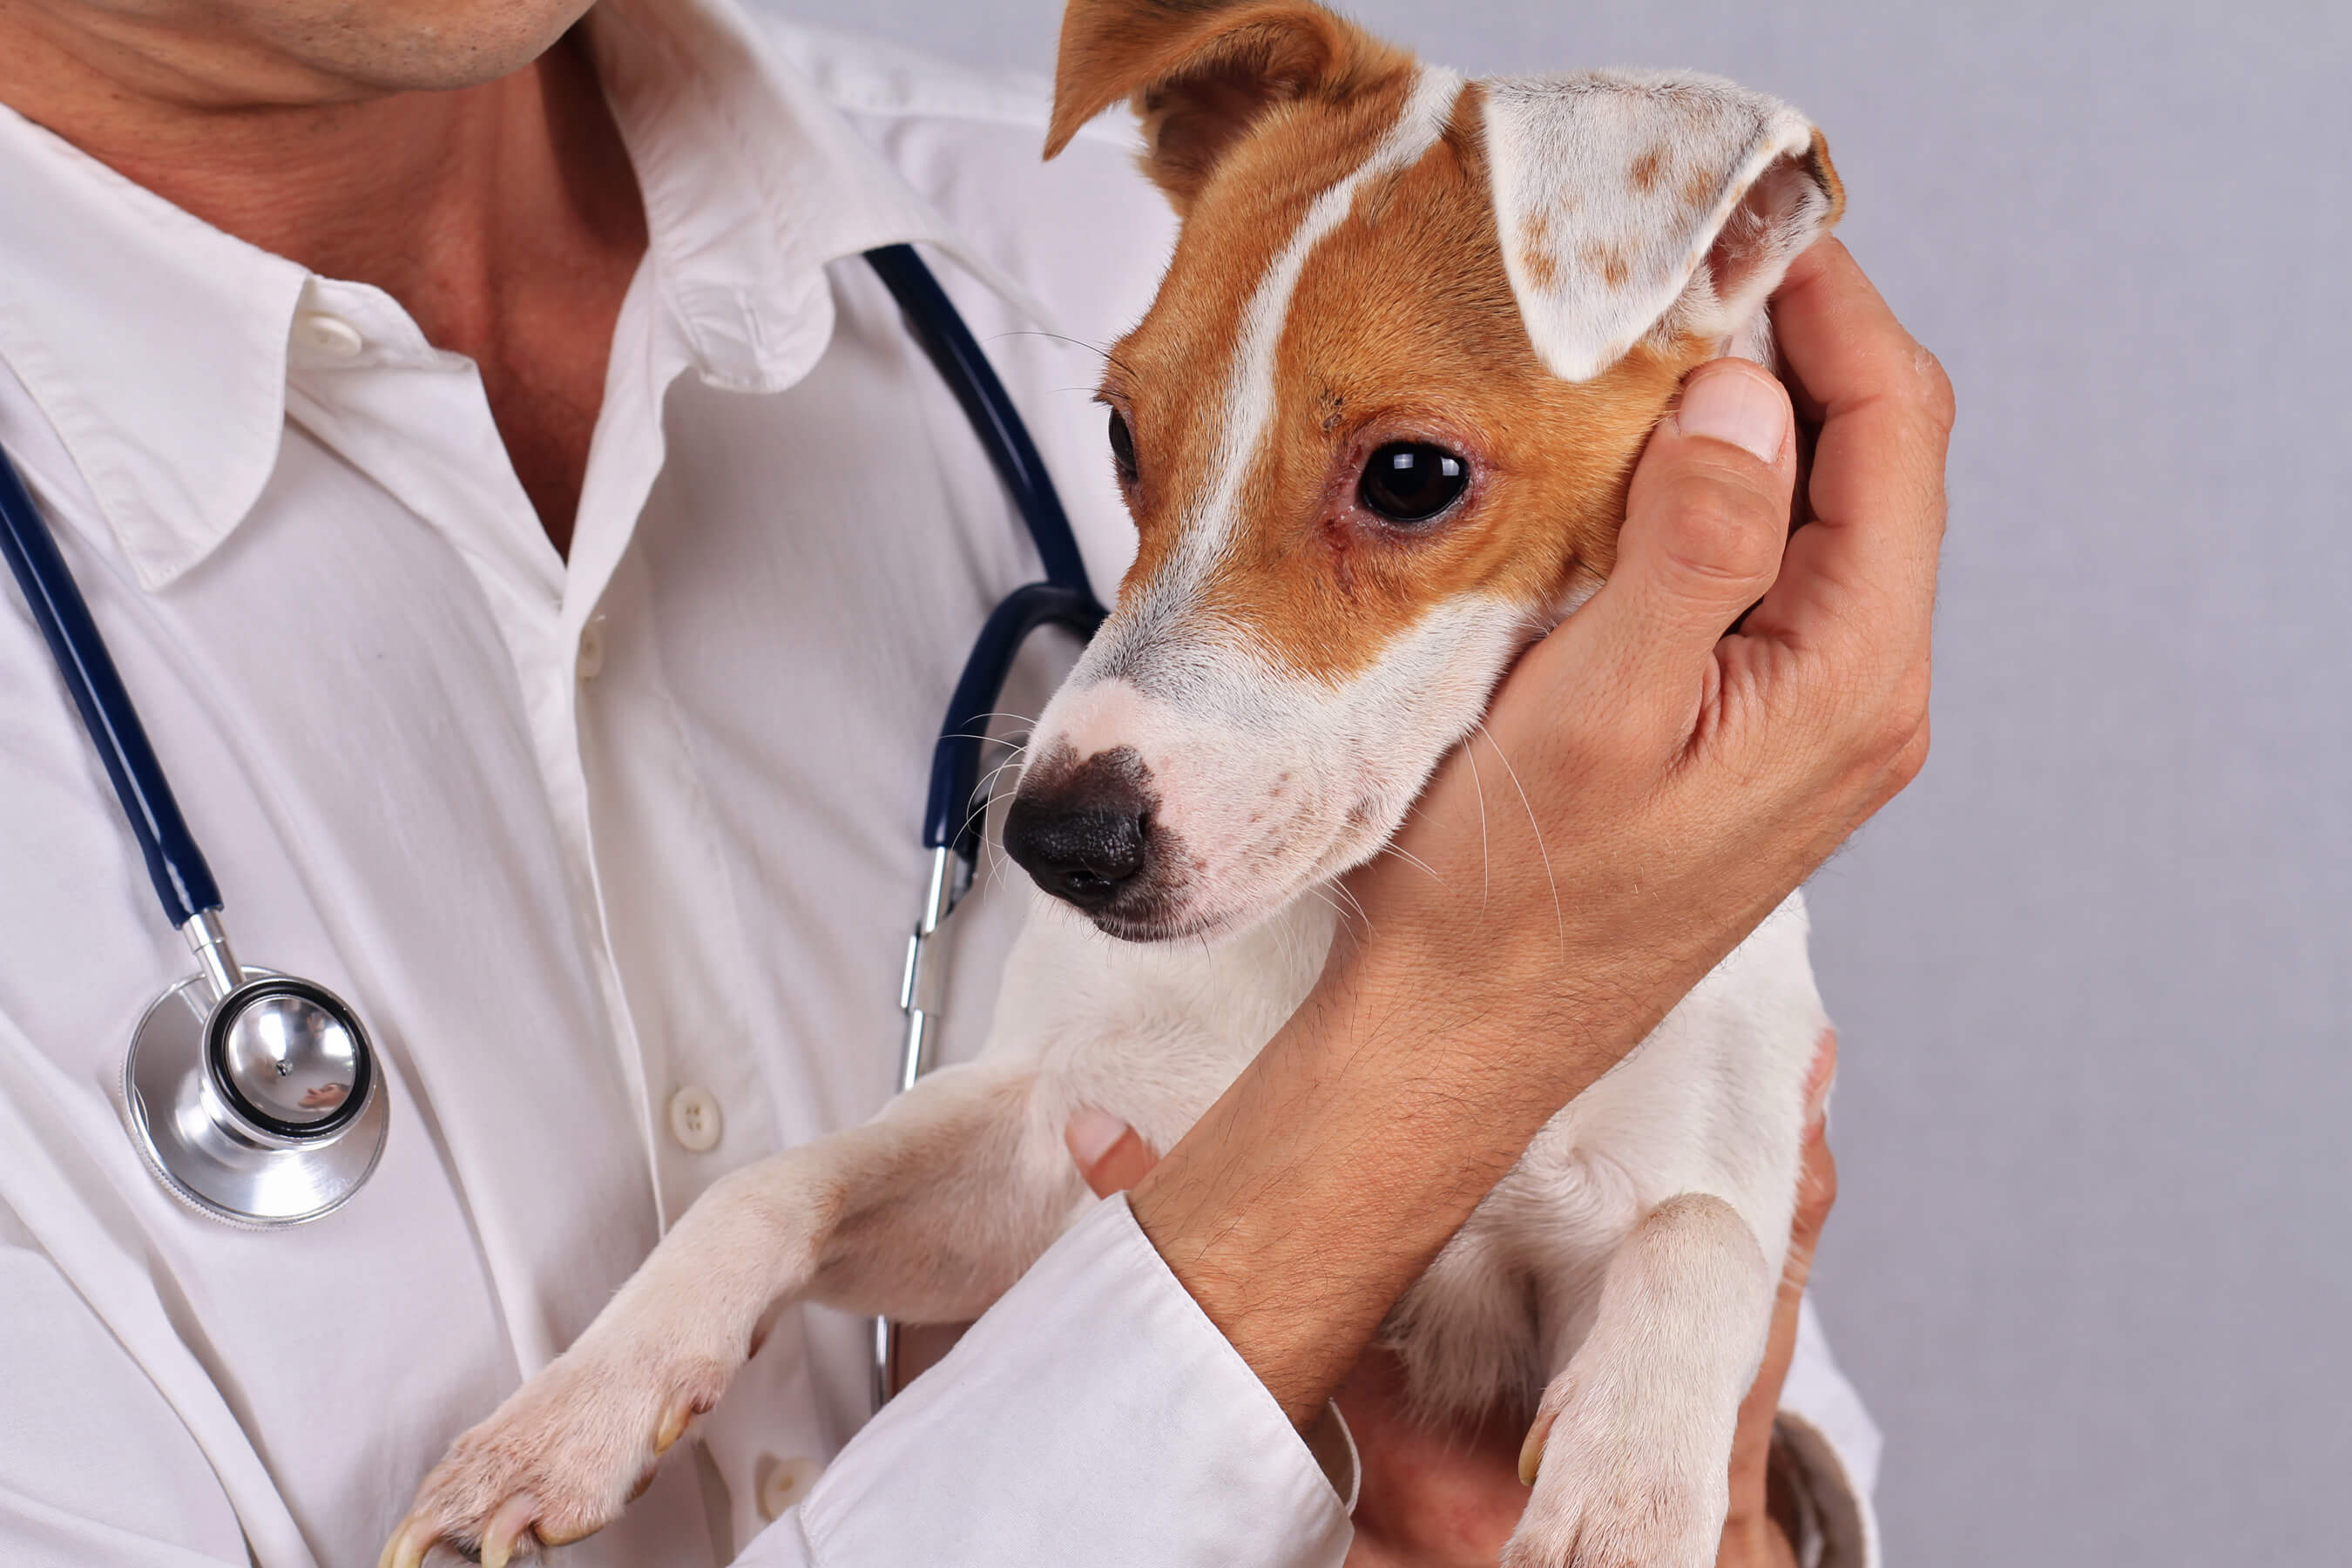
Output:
top-left (1338, 237), bottom-right (1949, 1099)
top-left (1067, 1026), bottom-right (1842, 1566)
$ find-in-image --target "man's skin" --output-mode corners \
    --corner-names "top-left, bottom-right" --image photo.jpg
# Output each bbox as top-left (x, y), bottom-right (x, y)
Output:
top-left (0, 0), bottom-right (644, 551)
top-left (0, 2), bottom-right (1950, 1564)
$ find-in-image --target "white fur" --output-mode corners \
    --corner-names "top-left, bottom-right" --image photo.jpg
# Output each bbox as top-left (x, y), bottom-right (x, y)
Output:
top-left (1484, 71), bottom-right (1828, 382)
top-left (389, 54), bottom-right (1841, 1568)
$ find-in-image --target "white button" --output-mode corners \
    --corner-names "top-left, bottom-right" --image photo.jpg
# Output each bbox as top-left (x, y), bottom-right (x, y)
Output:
top-left (296, 312), bottom-right (365, 359)
top-left (667, 1086), bottom-right (722, 1152)
top-left (756, 1454), bottom-right (821, 1521)
top-left (576, 618), bottom-right (605, 679)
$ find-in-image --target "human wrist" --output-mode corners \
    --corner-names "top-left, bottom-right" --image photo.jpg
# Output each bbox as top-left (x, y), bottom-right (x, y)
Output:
top-left (1127, 949), bottom-right (1618, 1422)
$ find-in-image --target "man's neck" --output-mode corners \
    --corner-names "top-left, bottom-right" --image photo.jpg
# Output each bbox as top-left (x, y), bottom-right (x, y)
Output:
top-left (0, 10), bottom-right (649, 555)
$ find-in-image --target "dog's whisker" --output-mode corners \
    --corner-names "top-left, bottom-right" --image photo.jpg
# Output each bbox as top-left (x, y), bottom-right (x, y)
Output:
top-left (989, 328), bottom-right (1138, 379)
top-left (1376, 841), bottom-right (1444, 885)
top-left (1461, 735), bottom-right (1493, 914)
top-left (1473, 720), bottom-right (1566, 958)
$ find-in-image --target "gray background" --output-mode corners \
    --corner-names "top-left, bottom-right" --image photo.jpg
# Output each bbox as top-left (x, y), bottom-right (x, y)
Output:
top-left (761, 1), bottom-right (2352, 1562)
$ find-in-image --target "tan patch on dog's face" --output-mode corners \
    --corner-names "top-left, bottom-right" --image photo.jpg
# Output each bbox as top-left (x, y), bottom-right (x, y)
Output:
top-left (1098, 78), bottom-right (1719, 686)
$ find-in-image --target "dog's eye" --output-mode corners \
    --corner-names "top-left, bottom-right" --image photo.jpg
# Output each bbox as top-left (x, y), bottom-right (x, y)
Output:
top-left (1358, 442), bottom-right (1468, 524)
top-left (1107, 409), bottom-right (1139, 485)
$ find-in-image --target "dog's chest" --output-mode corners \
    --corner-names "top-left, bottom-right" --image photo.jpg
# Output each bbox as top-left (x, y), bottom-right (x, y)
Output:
top-left (988, 888), bottom-right (1824, 1415)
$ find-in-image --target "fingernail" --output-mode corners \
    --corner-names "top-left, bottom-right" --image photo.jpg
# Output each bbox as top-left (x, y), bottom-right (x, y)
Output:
top-left (1675, 365), bottom-right (1789, 464)
top-left (1065, 1107), bottom-right (1130, 1171)
top-left (1804, 1068), bottom-right (1835, 1133)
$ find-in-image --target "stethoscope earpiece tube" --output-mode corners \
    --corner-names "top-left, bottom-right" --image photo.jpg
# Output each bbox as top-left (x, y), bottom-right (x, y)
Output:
top-left (924, 581), bottom-right (1104, 864)
top-left (862, 246), bottom-right (1110, 864)
top-left (0, 447), bottom-right (222, 927)
top-left (866, 245), bottom-right (1098, 600)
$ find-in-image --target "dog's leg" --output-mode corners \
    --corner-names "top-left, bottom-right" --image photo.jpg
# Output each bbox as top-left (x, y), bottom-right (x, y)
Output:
top-left (1501, 1193), bottom-right (1777, 1568)
top-left (384, 1060), bottom-right (1075, 1566)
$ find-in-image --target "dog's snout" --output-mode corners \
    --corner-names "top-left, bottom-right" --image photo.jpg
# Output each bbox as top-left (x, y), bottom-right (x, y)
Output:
top-left (1005, 747), bottom-right (1155, 915)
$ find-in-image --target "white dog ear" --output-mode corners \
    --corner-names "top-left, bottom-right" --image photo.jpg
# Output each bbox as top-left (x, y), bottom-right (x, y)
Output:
top-left (1482, 72), bottom-right (1844, 382)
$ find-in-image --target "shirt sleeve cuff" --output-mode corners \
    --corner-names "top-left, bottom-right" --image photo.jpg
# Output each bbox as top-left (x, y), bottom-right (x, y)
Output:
top-left (1773, 1295), bottom-right (1882, 1568)
top-left (790, 1193), bottom-right (1353, 1567)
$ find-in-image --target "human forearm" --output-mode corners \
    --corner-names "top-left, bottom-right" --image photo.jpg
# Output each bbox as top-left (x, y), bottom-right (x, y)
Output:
top-left (1128, 951), bottom-right (1634, 1424)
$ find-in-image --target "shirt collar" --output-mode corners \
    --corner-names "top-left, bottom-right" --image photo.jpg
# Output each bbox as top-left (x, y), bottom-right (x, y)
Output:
top-left (0, 0), bottom-right (1046, 591)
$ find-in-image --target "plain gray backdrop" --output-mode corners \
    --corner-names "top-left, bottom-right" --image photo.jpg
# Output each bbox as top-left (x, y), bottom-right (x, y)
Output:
top-left (758, 1), bottom-right (2352, 1561)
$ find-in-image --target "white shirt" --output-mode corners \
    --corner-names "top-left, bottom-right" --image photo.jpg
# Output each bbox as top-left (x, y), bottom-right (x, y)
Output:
top-left (0, 2), bottom-right (1881, 1564)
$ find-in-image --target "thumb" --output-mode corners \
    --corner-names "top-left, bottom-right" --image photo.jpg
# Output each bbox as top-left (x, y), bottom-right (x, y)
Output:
top-left (1552, 358), bottom-right (1797, 719)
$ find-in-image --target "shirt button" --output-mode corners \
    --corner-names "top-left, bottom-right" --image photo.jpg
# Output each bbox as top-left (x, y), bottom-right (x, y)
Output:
top-left (296, 312), bottom-right (366, 359)
top-left (667, 1086), bottom-right (723, 1152)
top-left (577, 619), bottom-right (606, 679)
top-left (756, 1454), bottom-right (821, 1521)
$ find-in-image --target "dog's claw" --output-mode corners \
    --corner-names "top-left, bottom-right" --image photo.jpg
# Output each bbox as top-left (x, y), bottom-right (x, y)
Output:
top-left (1517, 1410), bottom-right (1556, 1487)
top-left (654, 1402), bottom-right (693, 1455)
top-left (380, 1516), bottom-right (434, 1568)
top-left (481, 1493), bottom-right (539, 1568)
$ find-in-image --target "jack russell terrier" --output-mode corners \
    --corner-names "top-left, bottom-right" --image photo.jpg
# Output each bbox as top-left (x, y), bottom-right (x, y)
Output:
top-left (389, 1), bottom-right (1844, 1563)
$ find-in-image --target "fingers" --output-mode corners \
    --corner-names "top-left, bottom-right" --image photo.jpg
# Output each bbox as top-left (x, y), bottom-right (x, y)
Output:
top-left (1067, 1108), bottom-right (1157, 1196)
top-left (1549, 358), bottom-right (1797, 729)
top-left (1782, 1029), bottom-right (1841, 1300)
top-left (1745, 240), bottom-right (1952, 691)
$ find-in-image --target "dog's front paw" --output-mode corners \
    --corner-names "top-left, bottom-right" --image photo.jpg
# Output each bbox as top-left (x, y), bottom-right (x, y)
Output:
top-left (381, 1334), bottom-right (733, 1568)
top-left (1500, 1375), bottom-right (1727, 1568)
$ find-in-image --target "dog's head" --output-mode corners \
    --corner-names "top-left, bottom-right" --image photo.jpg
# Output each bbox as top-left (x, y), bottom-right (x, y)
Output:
top-left (1005, 0), bottom-right (1842, 941)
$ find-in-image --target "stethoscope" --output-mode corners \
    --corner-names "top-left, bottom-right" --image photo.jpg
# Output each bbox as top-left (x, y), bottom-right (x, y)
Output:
top-left (0, 244), bottom-right (1101, 1375)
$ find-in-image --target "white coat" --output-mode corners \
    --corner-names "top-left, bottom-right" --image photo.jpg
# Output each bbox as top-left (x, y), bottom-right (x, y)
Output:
top-left (0, 1), bottom-right (1881, 1562)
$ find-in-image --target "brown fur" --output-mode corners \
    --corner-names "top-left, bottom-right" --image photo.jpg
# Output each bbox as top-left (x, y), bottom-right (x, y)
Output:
top-left (1050, 9), bottom-right (1721, 685)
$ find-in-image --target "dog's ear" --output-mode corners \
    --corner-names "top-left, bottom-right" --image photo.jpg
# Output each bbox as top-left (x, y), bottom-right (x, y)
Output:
top-left (1483, 73), bottom-right (1845, 381)
top-left (1046, 0), bottom-right (1406, 208)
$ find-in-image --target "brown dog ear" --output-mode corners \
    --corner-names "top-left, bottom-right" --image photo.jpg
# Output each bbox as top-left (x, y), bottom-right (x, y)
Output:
top-left (1046, 0), bottom-right (1405, 207)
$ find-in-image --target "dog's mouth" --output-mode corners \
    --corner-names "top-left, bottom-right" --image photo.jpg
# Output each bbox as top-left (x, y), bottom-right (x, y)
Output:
top-left (1003, 741), bottom-right (1354, 943)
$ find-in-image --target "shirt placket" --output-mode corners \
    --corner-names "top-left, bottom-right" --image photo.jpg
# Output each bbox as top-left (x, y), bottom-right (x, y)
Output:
top-left (281, 275), bottom-right (682, 1210)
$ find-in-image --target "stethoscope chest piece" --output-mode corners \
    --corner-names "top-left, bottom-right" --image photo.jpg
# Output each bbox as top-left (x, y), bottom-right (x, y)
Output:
top-left (125, 965), bottom-right (387, 1227)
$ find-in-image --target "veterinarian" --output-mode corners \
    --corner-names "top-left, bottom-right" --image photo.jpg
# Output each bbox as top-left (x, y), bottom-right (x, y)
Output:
top-left (0, 0), bottom-right (1948, 1565)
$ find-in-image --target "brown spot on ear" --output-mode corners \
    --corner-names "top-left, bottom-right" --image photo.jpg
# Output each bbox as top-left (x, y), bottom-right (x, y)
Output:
top-left (1805, 126), bottom-right (1848, 225)
top-left (1519, 210), bottom-right (1559, 288)
top-left (1581, 241), bottom-right (1630, 289)
top-left (1631, 144), bottom-right (1666, 191)
top-left (1684, 166), bottom-right (1719, 211)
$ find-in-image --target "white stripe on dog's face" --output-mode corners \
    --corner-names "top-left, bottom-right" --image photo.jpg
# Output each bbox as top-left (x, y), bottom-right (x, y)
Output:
top-left (1149, 64), bottom-right (1468, 605)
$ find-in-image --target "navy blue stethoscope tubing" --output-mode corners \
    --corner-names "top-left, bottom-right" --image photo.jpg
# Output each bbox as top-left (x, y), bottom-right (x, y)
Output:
top-left (0, 244), bottom-right (1098, 935)
top-left (0, 443), bottom-right (222, 929)
top-left (863, 245), bottom-right (1107, 865)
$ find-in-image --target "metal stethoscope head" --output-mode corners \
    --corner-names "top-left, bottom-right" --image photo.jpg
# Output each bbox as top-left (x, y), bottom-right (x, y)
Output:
top-left (0, 443), bottom-right (387, 1227)
top-left (123, 911), bottom-right (387, 1227)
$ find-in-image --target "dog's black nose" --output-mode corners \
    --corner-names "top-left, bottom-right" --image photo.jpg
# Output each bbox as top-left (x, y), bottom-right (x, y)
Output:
top-left (1004, 747), bottom-right (1154, 913)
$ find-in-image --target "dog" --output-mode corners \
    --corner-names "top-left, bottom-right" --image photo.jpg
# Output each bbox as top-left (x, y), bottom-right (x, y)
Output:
top-left (387, 2), bottom-right (1843, 1563)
